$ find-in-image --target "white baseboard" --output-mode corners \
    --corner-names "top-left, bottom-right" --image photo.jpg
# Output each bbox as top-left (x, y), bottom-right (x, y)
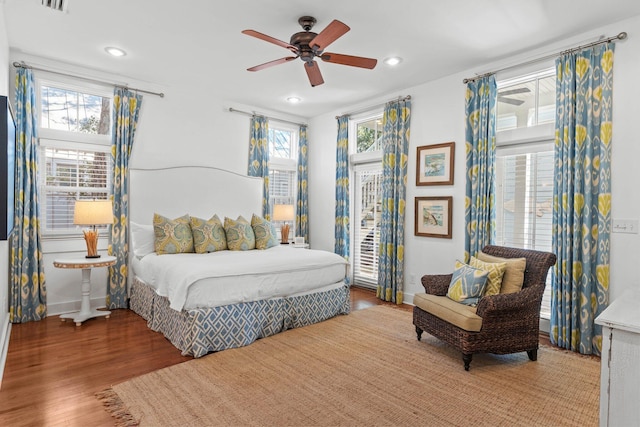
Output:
top-left (0, 317), bottom-right (11, 390)
top-left (47, 297), bottom-right (108, 317)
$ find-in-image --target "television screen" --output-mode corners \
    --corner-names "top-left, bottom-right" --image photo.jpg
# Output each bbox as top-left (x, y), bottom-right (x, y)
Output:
top-left (1, 95), bottom-right (16, 240)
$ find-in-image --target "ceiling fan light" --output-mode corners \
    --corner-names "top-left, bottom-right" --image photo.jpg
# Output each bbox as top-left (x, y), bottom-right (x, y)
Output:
top-left (287, 96), bottom-right (301, 103)
top-left (105, 47), bottom-right (127, 57)
top-left (383, 57), bottom-right (402, 66)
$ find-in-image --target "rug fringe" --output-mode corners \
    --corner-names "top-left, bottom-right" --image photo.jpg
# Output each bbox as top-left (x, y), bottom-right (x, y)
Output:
top-left (96, 388), bottom-right (140, 427)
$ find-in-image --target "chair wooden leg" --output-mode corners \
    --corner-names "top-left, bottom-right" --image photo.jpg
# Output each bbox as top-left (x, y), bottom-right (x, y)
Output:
top-left (527, 348), bottom-right (538, 361)
top-left (415, 326), bottom-right (423, 341)
top-left (462, 353), bottom-right (472, 371)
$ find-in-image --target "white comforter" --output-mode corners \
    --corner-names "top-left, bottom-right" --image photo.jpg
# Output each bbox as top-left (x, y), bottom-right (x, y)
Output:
top-left (133, 246), bottom-right (348, 311)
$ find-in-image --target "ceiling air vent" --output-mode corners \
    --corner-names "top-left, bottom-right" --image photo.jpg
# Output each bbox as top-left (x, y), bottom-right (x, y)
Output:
top-left (41, 0), bottom-right (68, 12)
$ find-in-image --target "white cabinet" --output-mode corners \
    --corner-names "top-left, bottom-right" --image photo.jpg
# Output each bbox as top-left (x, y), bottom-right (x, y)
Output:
top-left (595, 290), bottom-right (640, 427)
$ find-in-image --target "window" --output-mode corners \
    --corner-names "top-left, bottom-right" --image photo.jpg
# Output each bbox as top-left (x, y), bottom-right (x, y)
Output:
top-left (496, 68), bottom-right (555, 320)
top-left (268, 121), bottom-right (298, 231)
top-left (37, 78), bottom-right (113, 235)
top-left (350, 112), bottom-right (383, 287)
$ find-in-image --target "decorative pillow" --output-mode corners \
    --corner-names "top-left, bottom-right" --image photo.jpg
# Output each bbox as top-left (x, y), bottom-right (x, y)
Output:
top-left (224, 216), bottom-right (256, 251)
top-left (190, 215), bottom-right (227, 253)
top-left (477, 251), bottom-right (527, 294)
top-left (153, 213), bottom-right (194, 255)
top-left (131, 221), bottom-right (155, 259)
top-left (250, 214), bottom-right (279, 250)
top-left (446, 260), bottom-right (489, 306)
top-left (469, 256), bottom-right (507, 297)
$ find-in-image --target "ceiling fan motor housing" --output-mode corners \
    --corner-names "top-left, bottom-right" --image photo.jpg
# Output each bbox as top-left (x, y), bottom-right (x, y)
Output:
top-left (291, 31), bottom-right (319, 62)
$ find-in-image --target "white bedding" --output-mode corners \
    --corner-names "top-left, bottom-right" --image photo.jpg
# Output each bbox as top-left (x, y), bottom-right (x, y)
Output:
top-left (132, 246), bottom-right (348, 311)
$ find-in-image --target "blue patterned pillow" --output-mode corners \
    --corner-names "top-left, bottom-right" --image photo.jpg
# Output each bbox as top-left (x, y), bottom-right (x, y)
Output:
top-left (190, 215), bottom-right (227, 253)
top-left (250, 214), bottom-right (279, 250)
top-left (224, 216), bottom-right (256, 251)
top-left (446, 260), bottom-right (489, 306)
top-left (153, 213), bottom-right (194, 254)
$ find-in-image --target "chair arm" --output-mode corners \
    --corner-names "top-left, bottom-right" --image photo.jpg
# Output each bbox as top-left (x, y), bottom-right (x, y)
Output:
top-left (475, 285), bottom-right (541, 319)
top-left (421, 274), bottom-right (453, 296)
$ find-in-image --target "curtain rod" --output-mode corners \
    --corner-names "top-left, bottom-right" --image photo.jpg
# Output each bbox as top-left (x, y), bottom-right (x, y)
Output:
top-left (336, 95), bottom-right (412, 119)
top-left (462, 31), bottom-right (627, 84)
top-left (227, 107), bottom-right (307, 127)
top-left (13, 61), bottom-right (165, 98)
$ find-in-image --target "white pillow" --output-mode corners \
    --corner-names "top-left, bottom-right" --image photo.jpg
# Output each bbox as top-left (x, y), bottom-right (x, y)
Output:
top-left (131, 221), bottom-right (155, 259)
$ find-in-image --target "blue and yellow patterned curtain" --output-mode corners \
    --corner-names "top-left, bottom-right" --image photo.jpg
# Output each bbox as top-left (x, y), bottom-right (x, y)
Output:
top-left (464, 76), bottom-right (497, 261)
top-left (551, 43), bottom-right (614, 356)
top-left (296, 125), bottom-right (309, 242)
top-left (107, 88), bottom-right (142, 309)
top-left (377, 98), bottom-right (411, 304)
top-left (334, 116), bottom-right (349, 260)
top-left (9, 68), bottom-right (47, 323)
top-left (248, 115), bottom-right (270, 219)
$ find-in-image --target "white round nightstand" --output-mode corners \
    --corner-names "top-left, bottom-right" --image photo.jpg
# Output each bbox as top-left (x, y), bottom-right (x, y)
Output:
top-left (53, 255), bottom-right (116, 326)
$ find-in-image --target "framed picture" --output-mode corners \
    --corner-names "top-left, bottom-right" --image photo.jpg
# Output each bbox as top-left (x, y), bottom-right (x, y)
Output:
top-left (415, 196), bottom-right (452, 238)
top-left (416, 142), bottom-right (455, 186)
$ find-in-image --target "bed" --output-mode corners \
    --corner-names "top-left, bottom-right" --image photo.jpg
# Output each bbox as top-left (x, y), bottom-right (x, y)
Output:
top-left (127, 166), bottom-right (350, 358)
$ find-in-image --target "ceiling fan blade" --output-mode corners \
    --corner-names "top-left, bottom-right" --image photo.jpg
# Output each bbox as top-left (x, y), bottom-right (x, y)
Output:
top-left (309, 20), bottom-right (350, 52)
top-left (304, 62), bottom-right (324, 87)
top-left (320, 52), bottom-right (377, 69)
top-left (498, 87), bottom-right (531, 96)
top-left (242, 29), bottom-right (296, 52)
top-left (497, 96), bottom-right (525, 106)
top-left (247, 56), bottom-right (297, 72)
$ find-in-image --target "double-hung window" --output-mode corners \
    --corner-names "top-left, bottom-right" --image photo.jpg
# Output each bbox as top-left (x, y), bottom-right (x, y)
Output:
top-left (495, 69), bottom-right (555, 319)
top-left (37, 77), bottom-right (113, 236)
top-left (268, 121), bottom-right (298, 232)
top-left (350, 113), bottom-right (383, 287)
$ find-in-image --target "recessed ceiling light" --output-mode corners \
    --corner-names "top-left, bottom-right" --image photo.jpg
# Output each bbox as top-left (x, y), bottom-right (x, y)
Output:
top-left (105, 47), bottom-right (127, 57)
top-left (287, 96), bottom-right (301, 103)
top-left (383, 57), bottom-right (402, 66)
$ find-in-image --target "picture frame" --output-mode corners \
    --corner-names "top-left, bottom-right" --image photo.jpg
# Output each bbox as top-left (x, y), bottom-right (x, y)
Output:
top-left (416, 142), bottom-right (455, 186)
top-left (414, 196), bottom-right (452, 239)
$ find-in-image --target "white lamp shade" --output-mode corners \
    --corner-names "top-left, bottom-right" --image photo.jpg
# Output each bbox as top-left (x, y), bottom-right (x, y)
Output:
top-left (73, 200), bottom-right (114, 226)
top-left (272, 204), bottom-right (295, 221)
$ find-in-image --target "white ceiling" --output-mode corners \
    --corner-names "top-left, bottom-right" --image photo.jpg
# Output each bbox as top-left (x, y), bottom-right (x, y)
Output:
top-left (4, 0), bottom-right (640, 118)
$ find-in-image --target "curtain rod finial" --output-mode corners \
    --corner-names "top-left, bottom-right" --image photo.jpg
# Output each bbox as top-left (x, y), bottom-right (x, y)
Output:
top-left (618, 32), bottom-right (628, 40)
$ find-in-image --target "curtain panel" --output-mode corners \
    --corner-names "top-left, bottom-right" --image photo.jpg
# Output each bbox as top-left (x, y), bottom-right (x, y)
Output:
top-left (296, 125), bottom-right (309, 242)
top-left (463, 76), bottom-right (497, 261)
top-left (9, 68), bottom-right (47, 323)
top-left (377, 98), bottom-right (411, 304)
top-left (551, 43), bottom-right (614, 355)
top-left (107, 88), bottom-right (143, 309)
top-left (248, 116), bottom-right (270, 219)
top-left (334, 116), bottom-right (350, 261)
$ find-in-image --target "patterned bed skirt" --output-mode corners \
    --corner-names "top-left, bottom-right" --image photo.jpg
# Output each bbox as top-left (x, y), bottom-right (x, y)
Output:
top-left (129, 278), bottom-right (351, 358)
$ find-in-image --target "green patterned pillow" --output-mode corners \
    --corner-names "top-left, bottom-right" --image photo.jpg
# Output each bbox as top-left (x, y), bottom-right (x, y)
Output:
top-left (153, 213), bottom-right (194, 255)
top-left (250, 214), bottom-right (278, 250)
top-left (190, 215), bottom-right (227, 253)
top-left (446, 260), bottom-right (489, 306)
top-left (469, 256), bottom-right (507, 297)
top-left (224, 216), bottom-right (256, 251)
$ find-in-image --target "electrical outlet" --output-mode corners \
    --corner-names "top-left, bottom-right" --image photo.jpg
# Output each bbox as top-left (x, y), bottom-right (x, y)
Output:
top-left (409, 274), bottom-right (416, 284)
top-left (612, 219), bottom-right (639, 234)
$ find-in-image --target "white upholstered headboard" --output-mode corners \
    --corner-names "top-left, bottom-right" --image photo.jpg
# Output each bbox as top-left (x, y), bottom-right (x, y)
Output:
top-left (129, 166), bottom-right (263, 225)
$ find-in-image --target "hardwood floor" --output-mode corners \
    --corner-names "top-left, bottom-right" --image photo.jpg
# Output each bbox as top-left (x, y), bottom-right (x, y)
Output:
top-left (0, 286), bottom-right (393, 426)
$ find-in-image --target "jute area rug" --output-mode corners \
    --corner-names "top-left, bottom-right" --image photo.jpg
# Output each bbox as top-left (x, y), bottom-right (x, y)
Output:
top-left (98, 306), bottom-right (600, 426)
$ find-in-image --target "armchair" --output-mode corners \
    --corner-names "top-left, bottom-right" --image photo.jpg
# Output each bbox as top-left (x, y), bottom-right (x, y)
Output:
top-left (413, 245), bottom-right (556, 371)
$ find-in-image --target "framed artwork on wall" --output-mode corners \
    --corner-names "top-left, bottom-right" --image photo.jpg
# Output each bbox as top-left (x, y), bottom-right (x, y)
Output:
top-left (415, 196), bottom-right (452, 238)
top-left (416, 142), bottom-right (455, 186)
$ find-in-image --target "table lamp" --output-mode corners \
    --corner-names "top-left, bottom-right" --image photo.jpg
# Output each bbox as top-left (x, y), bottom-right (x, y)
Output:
top-left (73, 200), bottom-right (113, 258)
top-left (272, 204), bottom-right (295, 244)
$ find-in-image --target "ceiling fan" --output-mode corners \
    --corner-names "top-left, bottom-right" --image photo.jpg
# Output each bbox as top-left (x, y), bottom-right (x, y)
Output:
top-left (242, 16), bottom-right (377, 87)
top-left (497, 87), bottom-right (531, 106)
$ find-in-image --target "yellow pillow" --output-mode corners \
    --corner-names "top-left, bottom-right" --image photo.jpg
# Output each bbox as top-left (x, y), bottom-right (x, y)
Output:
top-left (190, 215), bottom-right (227, 253)
top-left (469, 256), bottom-right (507, 296)
top-left (153, 213), bottom-right (194, 254)
top-left (250, 214), bottom-right (279, 250)
top-left (224, 216), bottom-right (256, 251)
top-left (477, 251), bottom-right (527, 294)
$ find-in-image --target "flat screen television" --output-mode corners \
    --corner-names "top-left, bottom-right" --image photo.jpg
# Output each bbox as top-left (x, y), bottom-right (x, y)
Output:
top-left (1, 95), bottom-right (16, 240)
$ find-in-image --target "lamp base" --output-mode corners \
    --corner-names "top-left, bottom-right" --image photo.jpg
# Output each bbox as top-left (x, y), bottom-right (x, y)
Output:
top-left (280, 224), bottom-right (290, 245)
top-left (85, 254), bottom-right (102, 259)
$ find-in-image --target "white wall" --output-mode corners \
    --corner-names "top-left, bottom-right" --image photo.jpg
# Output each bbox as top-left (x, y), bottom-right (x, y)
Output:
top-left (309, 14), bottom-right (640, 305)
